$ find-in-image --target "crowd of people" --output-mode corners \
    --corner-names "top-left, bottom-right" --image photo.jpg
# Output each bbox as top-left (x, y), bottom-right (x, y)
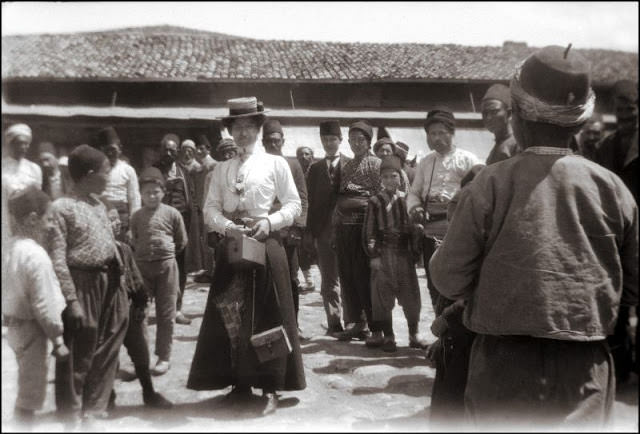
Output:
top-left (1, 44), bottom-right (638, 431)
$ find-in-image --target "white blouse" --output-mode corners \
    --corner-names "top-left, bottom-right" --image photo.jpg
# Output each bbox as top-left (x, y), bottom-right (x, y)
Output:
top-left (203, 152), bottom-right (301, 234)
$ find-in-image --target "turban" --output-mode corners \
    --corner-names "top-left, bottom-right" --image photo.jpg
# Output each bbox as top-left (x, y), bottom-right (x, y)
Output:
top-left (510, 46), bottom-right (594, 127)
top-left (217, 138), bottom-right (238, 153)
top-left (262, 119), bottom-right (284, 137)
top-left (349, 121), bottom-right (373, 141)
top-left (161, 133), bottom-right (180, 147)
top-left (379, 155), bottom-right (403, 176)
top-left (139, 167), bottom-right (166, 188)
top-left (319, 120), bottom-right (342, 137)
top-left (424, 108), bottom-right (456, 133)
top-left (8, 186), bottom-right (51, 220)
top-left (5, 123), bottom-right (32, 146)
top-left (37, 141), bottom-right (57, 157)
top-left (482, 84), bottom-right (512, 109)
top-left (373, 137), bottom-right (396, 154)
top-left (613, 80), bottom-right (638, 103)
top-left (181, 139), bottom-right (196, 151)
top-left (68, 144), bottom-right (107, 183)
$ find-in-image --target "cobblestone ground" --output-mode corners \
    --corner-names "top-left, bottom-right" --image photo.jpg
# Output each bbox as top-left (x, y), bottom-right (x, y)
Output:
top-left (2, 266), bottom-right (638, 432)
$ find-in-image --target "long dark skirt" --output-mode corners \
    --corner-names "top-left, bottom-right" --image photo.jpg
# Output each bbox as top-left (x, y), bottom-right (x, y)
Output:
top-left (187, 235), bottom-right (306, 392)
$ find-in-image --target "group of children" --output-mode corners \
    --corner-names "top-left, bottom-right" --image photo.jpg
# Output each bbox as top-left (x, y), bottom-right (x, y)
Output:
top-left (3, 153), bottom-right (188, 425)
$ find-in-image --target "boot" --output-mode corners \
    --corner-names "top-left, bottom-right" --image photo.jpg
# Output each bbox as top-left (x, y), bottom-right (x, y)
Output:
top-left (365, 331), bottom-right (385, 348)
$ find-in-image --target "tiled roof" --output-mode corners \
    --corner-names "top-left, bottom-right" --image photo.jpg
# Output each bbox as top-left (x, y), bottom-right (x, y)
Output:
top-left (2, 25), bottom-right (637, 84)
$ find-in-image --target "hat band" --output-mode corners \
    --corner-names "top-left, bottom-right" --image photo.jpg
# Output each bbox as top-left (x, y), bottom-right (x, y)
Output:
top-left (511, 61), bottom-right (595, 128)
top-left (229, 107), bottom-right (263, 116)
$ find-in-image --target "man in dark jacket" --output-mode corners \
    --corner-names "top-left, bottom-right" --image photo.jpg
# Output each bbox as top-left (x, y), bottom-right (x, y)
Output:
top-left (306, 121), bottom-right (351, 336)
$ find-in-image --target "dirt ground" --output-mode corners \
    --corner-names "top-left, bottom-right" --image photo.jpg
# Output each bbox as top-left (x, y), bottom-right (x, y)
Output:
top-left (2, 265), bottom-right (638, 432)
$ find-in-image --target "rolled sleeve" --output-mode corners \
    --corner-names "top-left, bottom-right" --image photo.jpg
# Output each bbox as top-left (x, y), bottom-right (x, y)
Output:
top-left (407, 157), bottom-right (428, 213)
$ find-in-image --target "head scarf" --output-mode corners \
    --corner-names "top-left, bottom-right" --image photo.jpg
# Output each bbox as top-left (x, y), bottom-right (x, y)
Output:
top-left (5, 123), bottom-right (32, 146)
top-left (180, 139), bottom-right (196, 151)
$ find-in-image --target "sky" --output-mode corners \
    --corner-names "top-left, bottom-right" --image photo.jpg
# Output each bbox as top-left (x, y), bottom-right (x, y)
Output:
top-left (2, 1), bottom-right (638, 52)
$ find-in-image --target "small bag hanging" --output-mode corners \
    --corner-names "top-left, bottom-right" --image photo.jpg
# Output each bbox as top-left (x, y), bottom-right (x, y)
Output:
top-left (249, 272), bottom-right (292, 364)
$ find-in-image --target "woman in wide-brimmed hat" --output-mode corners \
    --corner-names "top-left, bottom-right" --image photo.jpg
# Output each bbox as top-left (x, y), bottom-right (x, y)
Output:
top-left (187, 97), bottom-right (306, 416)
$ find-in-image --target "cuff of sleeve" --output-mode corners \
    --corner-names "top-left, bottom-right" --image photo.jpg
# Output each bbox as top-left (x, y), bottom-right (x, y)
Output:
top-left (267, 213), bottom-right (285, 232)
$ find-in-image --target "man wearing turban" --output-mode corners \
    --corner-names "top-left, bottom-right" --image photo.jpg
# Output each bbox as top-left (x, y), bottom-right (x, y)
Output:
top-left (430, 46), bottom-right (638, 430)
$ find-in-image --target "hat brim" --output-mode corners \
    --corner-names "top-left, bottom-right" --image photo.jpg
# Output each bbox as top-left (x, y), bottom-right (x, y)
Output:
top-left (220, 110), bottom-right (270, 122)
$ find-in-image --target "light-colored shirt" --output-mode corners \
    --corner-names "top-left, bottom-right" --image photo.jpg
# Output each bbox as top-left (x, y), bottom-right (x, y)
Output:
top-left (2, 237), bottom-right (66, 340)
top-left (407, 147), bottom-right (482, 212)
top-left (1, 156), bottom-right (43, 195)
top-left (130, 203), bottom-right (188, 262)
top-left (102, 159), bottom-right (141, 216)
top-left (204, 152), bottom-right (302, 234)
top-left (430, 147), bottom-right (639, 341)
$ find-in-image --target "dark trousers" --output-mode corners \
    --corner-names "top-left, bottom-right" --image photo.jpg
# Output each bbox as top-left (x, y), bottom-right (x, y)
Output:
top-left (284, 241), bottom-right (300, 322)
top-left (335, 223), bottom-right (375, 331)
top-left (607, 305), bottom-right (634, 383)
top-left (122, 304), bottom-right (154, 394)
top-left (55, 268), bottom-right (129, 417)
top-left (422, 236), bottom-right (443, 315)
top-left (176, 210), bottom-right (190, 312)
top-left (315, 225), bottom-right (343, 329)
top-left (465, 335), bottom-right (614, 430)
top-left (298, 231), bottom-right (316, 271)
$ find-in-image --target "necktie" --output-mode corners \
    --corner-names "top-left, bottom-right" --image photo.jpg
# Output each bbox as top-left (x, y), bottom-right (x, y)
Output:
top-left (325, 155), bottom-right (339, 162)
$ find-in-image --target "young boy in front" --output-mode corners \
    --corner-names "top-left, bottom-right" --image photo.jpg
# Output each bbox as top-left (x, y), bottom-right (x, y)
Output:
top-left (2, 187), bottom-right (69, 425)
top-left (364, 155), bottom-right (429, 352)
top-left (130, 167), bottom-right (187, 376)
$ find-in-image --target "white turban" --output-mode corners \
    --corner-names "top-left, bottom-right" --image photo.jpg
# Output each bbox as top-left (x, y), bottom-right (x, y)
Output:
top-left (5, 123), bottom-right (33, 145)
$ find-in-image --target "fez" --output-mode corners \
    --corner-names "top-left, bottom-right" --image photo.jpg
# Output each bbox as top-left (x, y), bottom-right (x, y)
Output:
top-left (379, 155), bottom-right (403, 176)
top-left (196, 134), bottom-right (212, 149)
top-left (424, 107), bottom-right (456, 133)
top-left (613, 79), bottom-right (638, 103)
top-left (97, 126), bottom-right (121, 148)
top-left (519, 45), bottom-right (591, 106)
top-left (482, 84), bottom-right (512, 109)
top-left (8, 186), bottom-right (51, 220)
top-left (139, 166), bottom-right (166, 188)
top-left (373, 137), bottom-right (396, 154)
top-left (262, 119), bottom-right (284, 137)
top-left (68, 144), bottom-right (107, 183)
top-left (319, 120), bottom-right (342, 137)
top-left (349, 120), bottom-right (373, 141)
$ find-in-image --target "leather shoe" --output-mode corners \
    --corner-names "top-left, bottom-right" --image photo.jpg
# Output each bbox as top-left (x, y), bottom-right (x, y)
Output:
top-left (365, 331), bottom-right (385, 348)
top-left (382, 337), bottom-right (398, 353)
top-left (336, 323), bottom-right (370, 341)
top-left (409, 334), bottom-right (430, 349)
top-left (325, 324), bottom-right (344, 337)
top-left (151, 360), bottom-right (170, 376)
top-left (143, 391), bottom-right (173, 409)
top-left (175, 312), bottom-right (192, 325)
top-left (225, 385), bottom-right (252, 402)
top-left (262, 393), bottom-right (278, 416)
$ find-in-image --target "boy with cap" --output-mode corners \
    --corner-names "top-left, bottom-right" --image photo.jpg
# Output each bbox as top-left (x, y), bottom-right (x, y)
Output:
top-left (364, 155), bottom-right (427, 352)
top-left (129, 167), bottom-right (188, 376)
top-left (306, 120), bottom-right (350, 336)
top-left (333, 120), bottom-right (381, 344)
top-left (481, 84), bottom-right (521, 165)
top-left (430, 46), bottom-right (638, 430)
top-left (48, 145), bottom-right (130, 423)
top-left (3, 187), bottom-right (69, 426)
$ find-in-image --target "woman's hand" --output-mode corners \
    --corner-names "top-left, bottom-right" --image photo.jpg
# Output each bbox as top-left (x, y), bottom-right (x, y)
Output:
top-left (225, 223), bottom-right (250, 238)
top-left (251, 219), bottom-right (271, 241)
